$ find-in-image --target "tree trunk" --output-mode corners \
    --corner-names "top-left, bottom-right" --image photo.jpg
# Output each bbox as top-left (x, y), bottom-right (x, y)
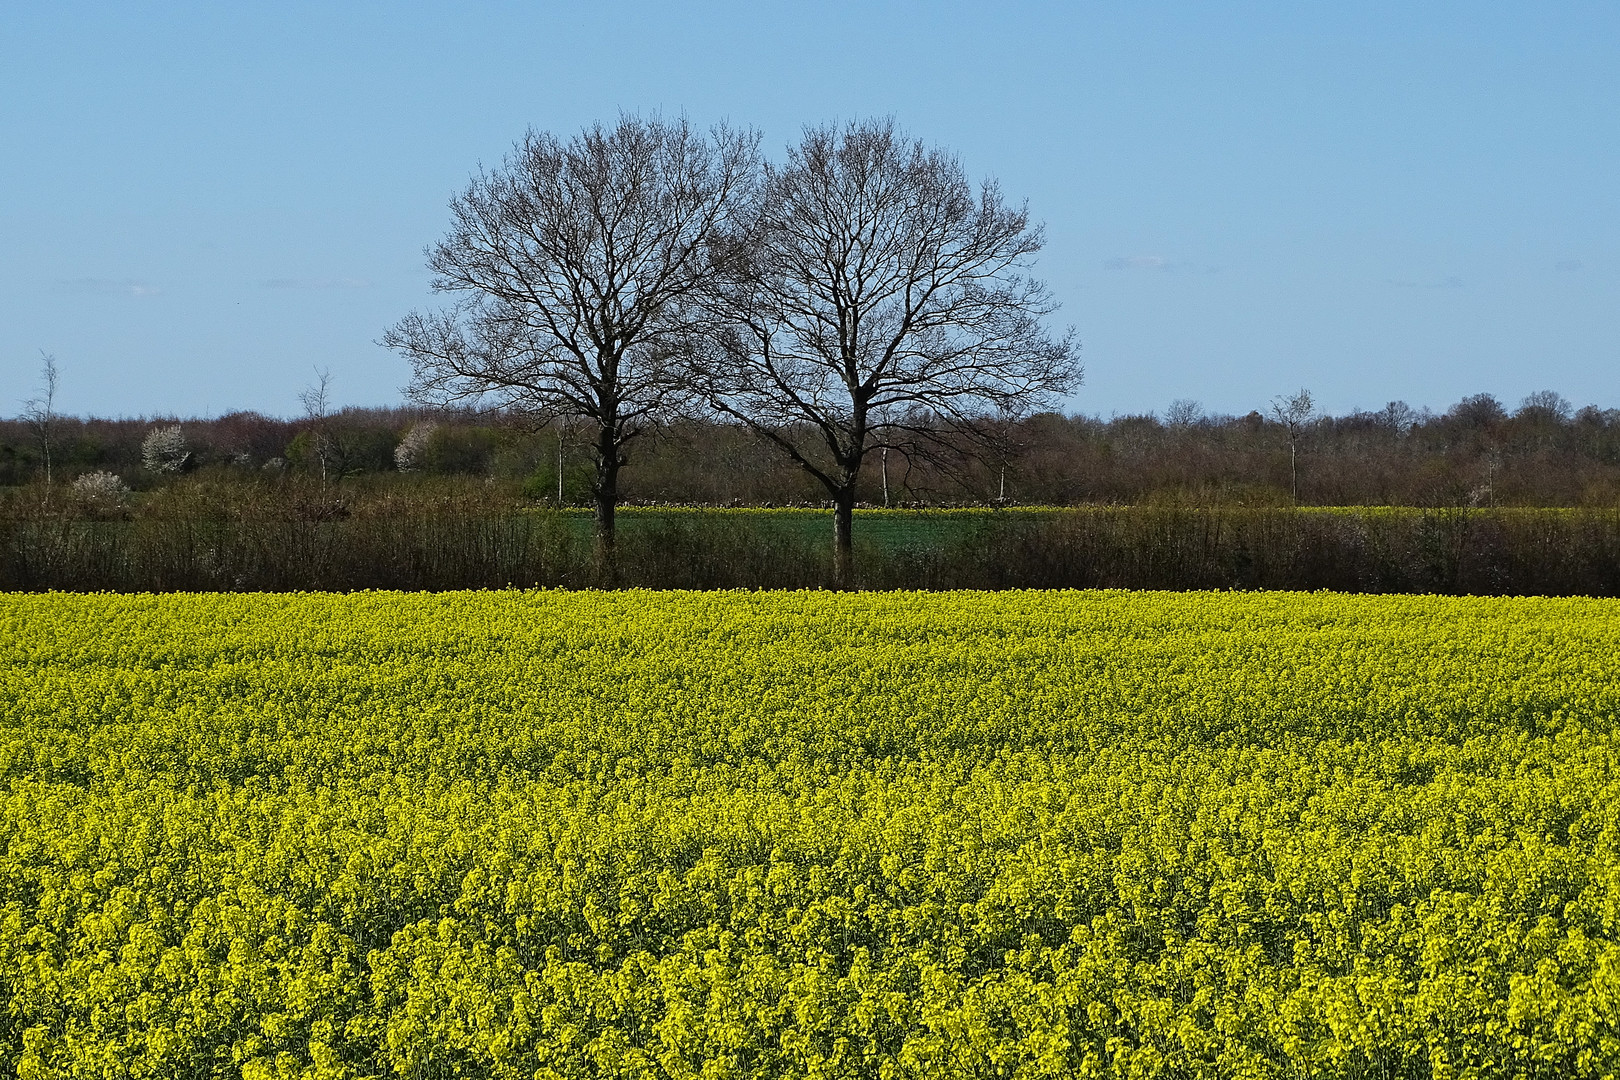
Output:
top-left (832, 487), bottom-right (855, 589)
top-left (594, 422), bottom-right (619, 585)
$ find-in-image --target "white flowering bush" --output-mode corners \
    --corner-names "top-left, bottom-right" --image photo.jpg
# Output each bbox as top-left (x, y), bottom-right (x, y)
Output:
top-left (70, 470), bottom-right (130, 511)
top-left (141, 424), bottom-right (190, 473)
top-left (394, 422), bottom-right (438, 471)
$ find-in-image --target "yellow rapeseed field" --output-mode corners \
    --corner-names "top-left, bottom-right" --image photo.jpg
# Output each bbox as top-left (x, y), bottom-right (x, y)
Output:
top-left (2, 590), bottom-right (1617, 1078)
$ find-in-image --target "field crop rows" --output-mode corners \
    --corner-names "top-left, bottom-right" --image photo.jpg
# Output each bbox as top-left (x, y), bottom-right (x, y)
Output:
top-left (2, 590), bottom-right (1618, 1078)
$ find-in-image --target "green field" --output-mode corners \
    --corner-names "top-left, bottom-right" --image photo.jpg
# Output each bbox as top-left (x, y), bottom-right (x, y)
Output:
top-left (3, 590), bottom-right (1619, 1078)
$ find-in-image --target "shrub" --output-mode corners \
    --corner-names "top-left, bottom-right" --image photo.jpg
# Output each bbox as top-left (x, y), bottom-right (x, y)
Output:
top-left (394, 422), bottom-right (437, 471)
top-left (140, 424), bottom-right (190, 473)
top-left (69, 470), bottom-right (130, 511)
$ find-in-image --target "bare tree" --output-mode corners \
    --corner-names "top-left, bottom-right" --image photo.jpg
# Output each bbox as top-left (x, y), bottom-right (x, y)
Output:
top-left (383, 114), bottom-right (761, 574)
top-left (696, 118), bottom-right (1081, 585)
top-left (21, 352), bottom-right (59, 506)
top-left (1517, 389), bottom-right (1573, 424)
top-left (1270, 388), bottom-right (1315, 503)
top-left (298, 367), bottom-right (335, 488)
top-left (1166, 398), bottom-right (1204, 428)
top-left (1378, 400), bottom-right (1419, 436)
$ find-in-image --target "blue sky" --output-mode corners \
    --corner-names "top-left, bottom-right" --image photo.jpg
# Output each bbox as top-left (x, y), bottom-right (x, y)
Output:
top-left (2, 1), bottom-right (1615, 420)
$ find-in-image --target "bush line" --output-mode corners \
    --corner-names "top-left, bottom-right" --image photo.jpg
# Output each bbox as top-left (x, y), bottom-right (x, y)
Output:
top-left (3, 505), bottom-right (1619, 594)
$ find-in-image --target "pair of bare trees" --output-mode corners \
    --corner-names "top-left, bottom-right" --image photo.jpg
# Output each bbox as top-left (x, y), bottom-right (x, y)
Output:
top-left (384, 115), bottom-right (1082, 584)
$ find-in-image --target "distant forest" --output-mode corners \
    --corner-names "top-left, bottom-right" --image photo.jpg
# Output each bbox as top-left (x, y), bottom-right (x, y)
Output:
top-left (4, 390), bottom-right (1619, 509)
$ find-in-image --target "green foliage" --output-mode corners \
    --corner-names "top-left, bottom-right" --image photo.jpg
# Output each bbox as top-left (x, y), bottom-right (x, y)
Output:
top-left (282, 429), bottom-right (318, 471)
top-left (2, 591), bottom-right (1619, 1077)
top-left (416, 425), bottom-right (499, 475)
top-left (285, 427), bottom-right (398, 480)
top-left (521, 461), bottom-right (596, 504)
top-left (0, 442), bottom-right (37, 487)
top-left (336, 427), bottom-right (401, 475)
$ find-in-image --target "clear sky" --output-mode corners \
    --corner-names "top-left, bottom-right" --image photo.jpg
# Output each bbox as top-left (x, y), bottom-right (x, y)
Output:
top-left (3, 1), bottom-right (1615, 420)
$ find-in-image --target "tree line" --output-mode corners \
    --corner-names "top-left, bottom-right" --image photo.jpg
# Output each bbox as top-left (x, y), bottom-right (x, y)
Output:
top-left (4, 389), bottom-right (1620, 511)
top-left (10, 113), bottom-right (1620, 568)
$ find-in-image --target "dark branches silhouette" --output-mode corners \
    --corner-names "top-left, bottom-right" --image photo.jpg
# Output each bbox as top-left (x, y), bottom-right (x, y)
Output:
top-left (695, 118), bottom-right (1081, 585)
top-left (384, 114), bottom-right (760, 574)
